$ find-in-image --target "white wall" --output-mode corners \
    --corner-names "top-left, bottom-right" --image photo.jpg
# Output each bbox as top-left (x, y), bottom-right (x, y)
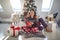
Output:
top-left (0, 0), bottom-right (13, 18)
top-left (50, 0), bottom-right (60, 20)
top-left (0, 0), bottom-right (24, 18)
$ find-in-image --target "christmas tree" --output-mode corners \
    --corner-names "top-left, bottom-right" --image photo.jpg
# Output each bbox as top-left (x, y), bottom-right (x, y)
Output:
top-left (23, 0), bottom-right (37, 12)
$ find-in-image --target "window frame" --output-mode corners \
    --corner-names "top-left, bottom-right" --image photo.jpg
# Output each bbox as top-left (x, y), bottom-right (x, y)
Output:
top-left (10, 0), bottom-right (22, 12)
top-left (41, 0), bottom-right (54, 12)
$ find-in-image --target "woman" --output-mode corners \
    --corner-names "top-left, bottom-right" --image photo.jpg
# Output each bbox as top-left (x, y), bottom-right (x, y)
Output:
top-left (27, 9), bottom-right (43, 31)
top-left (28, 9), bottom-right (52, 32)
top-left (22, 9), bottom-right (52, 33)
top-left (22, 11), bottom-right (40, 33)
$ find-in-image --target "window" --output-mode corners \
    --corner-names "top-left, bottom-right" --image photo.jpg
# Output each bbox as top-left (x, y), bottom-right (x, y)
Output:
top-left (10, 0), bottom-right (22, 12)
top-left (41, 0), bottom-right (54, 12)
top-left (0, 4), bottom-right (3, 12)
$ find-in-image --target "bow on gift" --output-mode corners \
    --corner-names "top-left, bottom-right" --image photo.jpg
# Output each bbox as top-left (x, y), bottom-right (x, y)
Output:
top-left (11, 26), bottom-right (20, 36)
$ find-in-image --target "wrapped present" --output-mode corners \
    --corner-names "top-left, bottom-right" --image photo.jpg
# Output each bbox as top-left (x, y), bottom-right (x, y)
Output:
top-left (7, 26), bottom-right (20, 36)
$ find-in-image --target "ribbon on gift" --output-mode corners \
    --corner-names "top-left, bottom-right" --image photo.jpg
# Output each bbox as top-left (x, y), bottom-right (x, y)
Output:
top-left (11, 26), bottom-right (20, 36)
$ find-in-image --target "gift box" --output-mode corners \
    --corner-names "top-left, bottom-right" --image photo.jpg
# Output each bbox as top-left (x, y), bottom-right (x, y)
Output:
top-left (7, 26), bottom-right (20, 36)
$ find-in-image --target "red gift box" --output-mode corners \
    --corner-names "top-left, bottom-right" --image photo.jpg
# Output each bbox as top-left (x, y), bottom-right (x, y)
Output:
top-left (10, 26), bottom-right (20, 36)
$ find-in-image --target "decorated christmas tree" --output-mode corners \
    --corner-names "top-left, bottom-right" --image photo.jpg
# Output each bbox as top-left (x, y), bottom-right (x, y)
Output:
top-left (23, 0), bottom-right (37, 12)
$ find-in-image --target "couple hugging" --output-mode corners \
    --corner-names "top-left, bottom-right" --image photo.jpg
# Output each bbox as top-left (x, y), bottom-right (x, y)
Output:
top-left (22, 9), bottom-right (52, 34)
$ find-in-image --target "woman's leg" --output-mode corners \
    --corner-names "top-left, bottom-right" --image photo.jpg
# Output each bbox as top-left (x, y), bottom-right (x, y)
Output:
top-left (39, 18), bottom-right (47, 28)
top-left (39, 18), bottom-right (52, 32)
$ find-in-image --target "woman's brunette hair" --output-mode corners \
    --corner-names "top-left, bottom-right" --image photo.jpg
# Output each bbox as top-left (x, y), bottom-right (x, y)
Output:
top-left (30, 9), bottom-right (37, 19)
